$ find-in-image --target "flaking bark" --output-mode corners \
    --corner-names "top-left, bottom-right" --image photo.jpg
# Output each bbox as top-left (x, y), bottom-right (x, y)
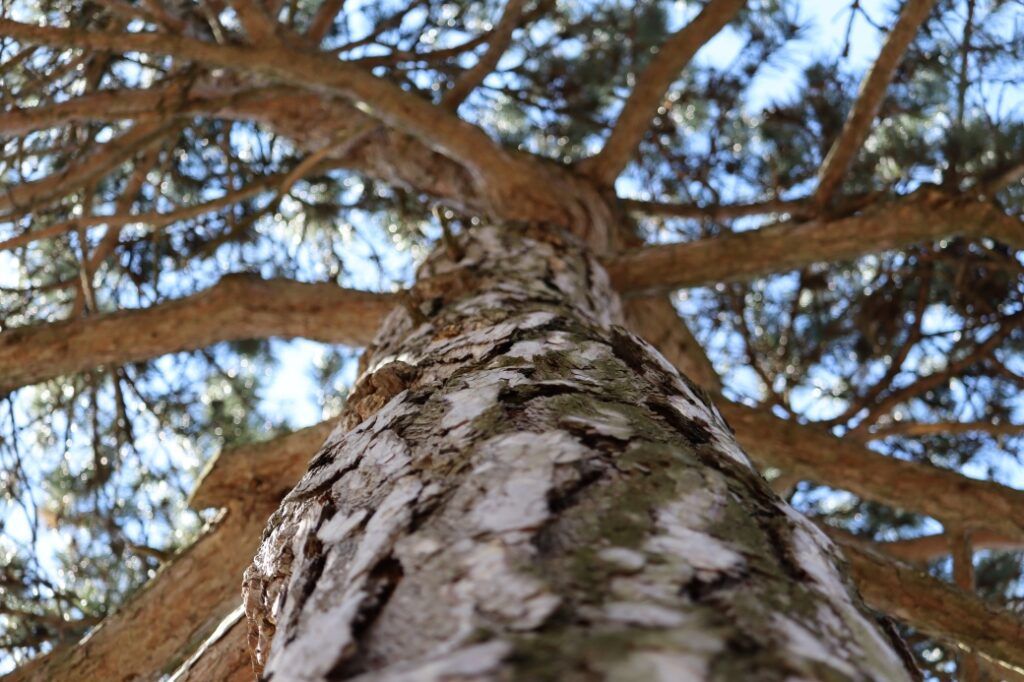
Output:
top-left (242, 225), bottom-right (915, 681)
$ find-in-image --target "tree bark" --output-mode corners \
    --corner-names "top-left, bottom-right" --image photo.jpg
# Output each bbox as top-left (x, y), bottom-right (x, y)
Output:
top-left (241, 225), bottom-right (915, 680)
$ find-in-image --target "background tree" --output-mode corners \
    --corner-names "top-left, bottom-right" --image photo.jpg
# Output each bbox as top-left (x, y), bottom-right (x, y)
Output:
top-left (0, 0), bottom-right (1022, 679)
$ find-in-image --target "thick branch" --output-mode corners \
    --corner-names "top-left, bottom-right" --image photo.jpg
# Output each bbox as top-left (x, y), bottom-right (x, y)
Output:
top-left (622, 196), bottom-right (810, 221)
top-left (720, 402), bottom-right (1024, 539)
top-left (813, 0), bottom-right (937, 205)
top-left (189, 421), bottom-right (335, 509)
top-left (607, 196), bottom-right (1023, 295)
top-left (0, 276), bottom-right (395, 394)
top-left (228, 0), bottom-right (280, 44)
top-left (0, 85), bottom-right (191, 135)
top-left (838, 538), bottom-right (1024, 673)
top-left (0, 19), bottom-right (580, 226)
top-left (823, 526), bottom-right (1023, 564)
top-left (864, 420), bottom-right (1024, 440)
top-left (579, 0), bottom-right (744, 185)
top-left (884, 531), bottom-right (1022, 563)
top-left (1, 506), bottom-right (270, 682)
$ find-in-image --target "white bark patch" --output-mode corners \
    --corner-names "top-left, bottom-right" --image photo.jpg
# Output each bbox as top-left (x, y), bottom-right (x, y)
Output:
top-left (648, 498), bottom-right (744, 575)
top-left (505, 329), bottom-right (577, 361)
top-left (604, 602), bottom-right (689, 628)
top-left (784, 509), bottom-right (912, 681)
top-left (347, 641), bottom-right (512, 682)
top-left (645, 527), bottom-right (742, 574)
top-left (773, 613), bottom-right (858, 677)
top-left (610, 574), bottom-right (686, 606)
top-left (441, 382), bottom-right (501, 430)
top-left (362, 430), bottom-right (412, 477)
top-left (266, 593), bottom-right (364, 679)
top-left (262, 478), bottom-right (425, 679)
top-left (347, 477), bottom-right (423, 579)
top-left (598, 547), bottom-right (647, 572)
top-left (610, 651), bottom-right (711, 682)
top-left (468, 431), bottom-right (588, 535)
top-left (560, 405), bottom-right (634, 440)
top-left (290, 398), bottom-right (416, 500)
top-left (454, 543), bottom-right (560, 629)
top-left (318, 508), bottom-right (369, 544)
top-left (424, 311), bottom-right (557, 363)
top-left (667, 395), bottom-right (752, 469)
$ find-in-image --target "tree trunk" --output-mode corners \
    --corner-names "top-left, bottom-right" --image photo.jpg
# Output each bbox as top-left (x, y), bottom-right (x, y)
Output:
top-left (242, 224), bottom-right (915, 681)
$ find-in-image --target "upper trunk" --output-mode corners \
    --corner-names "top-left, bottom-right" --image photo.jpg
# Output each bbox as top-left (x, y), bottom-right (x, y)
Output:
top-left (242, 224), bottom-right (915, 681)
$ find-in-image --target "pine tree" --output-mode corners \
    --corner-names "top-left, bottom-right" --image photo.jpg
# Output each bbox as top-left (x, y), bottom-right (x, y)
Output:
top-left (1, 0), bottom-right (1022, 679)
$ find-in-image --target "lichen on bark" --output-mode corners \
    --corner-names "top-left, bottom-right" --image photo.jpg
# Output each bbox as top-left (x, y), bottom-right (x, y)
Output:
top-left (242, 224), bottom-right (915, 681)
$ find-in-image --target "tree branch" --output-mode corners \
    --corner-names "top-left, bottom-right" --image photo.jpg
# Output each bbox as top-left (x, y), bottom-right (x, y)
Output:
top-left (306, 0), bottom-right (346, 43)
top-left (849, 310), bottom-right (1024, 431)
top-left (719, 402), bottom-right (1024, 540)
top-left (862, 420), bottom-right (1024, 440)
top-left (838, 537), bottom-right (1024, 674)
top-left (0, 18), bottom-right (570, 223)
top-left (440, 0), bottom-right (528, 111)
top-left (606, 196), bottom-right (1023, 295)
top-left (228, 0), bottom-right (280, 45)
top-left (813, 0), bottom-right (937, 205)
top-left (0, 276), bottom-right (395, 395)
top-left (189, 421), bottom-right (335, 509)
top-left (0, 163), bottom-right (287, 253)
top-left (0, 84), bottom-right (192, 135)
top-left (2, 507), bottom-right (273, 681)
top-left (621, 196), bottom-right (811, 221)
top-left (579, 0), bottom-right (744, 185)
top-left (0, 122), bottom-right (166, 217)
top-left (874, 530), bottom-right (1023, 564)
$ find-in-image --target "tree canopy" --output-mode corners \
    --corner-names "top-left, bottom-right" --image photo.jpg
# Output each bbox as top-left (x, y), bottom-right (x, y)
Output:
top-left (0, 0), bottom-right (1022, 678)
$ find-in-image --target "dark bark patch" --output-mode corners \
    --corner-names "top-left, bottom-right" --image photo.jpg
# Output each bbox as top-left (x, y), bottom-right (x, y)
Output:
top-left (608, 326), bottom-right (651, 376)
top-left (342, 361), bottom-right (419, 430)
top-left (681, 568), bottom-right (746, 603)
top-left (547, 461), bottom-right (607, 514)
top-left (645, 398), bottom-right (713, 445)
top-left (327, 555), bottom-right (405, 679)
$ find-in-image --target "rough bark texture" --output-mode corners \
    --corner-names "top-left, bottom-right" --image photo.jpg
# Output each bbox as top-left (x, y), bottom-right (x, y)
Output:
top-left (242, 225), bottom-right (914, 681)
top-left (0, 276), bottom-right (393, 395)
